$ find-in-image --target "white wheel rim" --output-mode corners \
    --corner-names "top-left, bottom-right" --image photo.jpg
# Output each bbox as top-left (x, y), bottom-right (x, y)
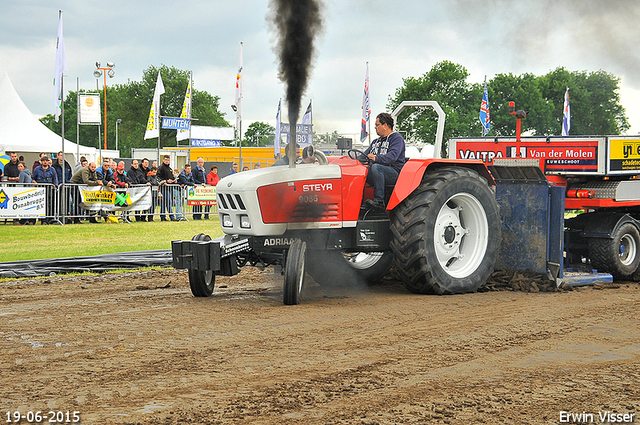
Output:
top-left (433, 192), bottom-right (489, 278)
top-left (344, 252), bottom-right (384, 270)
top-left (619, 234), bottom-right (637, 266)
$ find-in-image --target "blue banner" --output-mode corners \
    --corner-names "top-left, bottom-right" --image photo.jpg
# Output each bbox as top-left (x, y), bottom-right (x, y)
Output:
top-left (162, 117), bottom-right (191, 130)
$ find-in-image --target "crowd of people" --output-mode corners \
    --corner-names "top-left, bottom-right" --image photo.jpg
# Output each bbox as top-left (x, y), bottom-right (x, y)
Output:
top-left (1, 152), bottom-right (222, 225)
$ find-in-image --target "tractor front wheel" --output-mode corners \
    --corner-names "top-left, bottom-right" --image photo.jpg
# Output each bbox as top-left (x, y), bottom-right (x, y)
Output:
top-left (283, 239), bottom-right (307, 305)
top-left (188, 233), bottom-right (216, 297)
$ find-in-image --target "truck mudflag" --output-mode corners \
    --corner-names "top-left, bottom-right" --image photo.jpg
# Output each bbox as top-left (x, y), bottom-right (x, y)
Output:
top-left (562, 87), bottom-right (571, 136)
top-left (479, 78), bottom-right (490, 135)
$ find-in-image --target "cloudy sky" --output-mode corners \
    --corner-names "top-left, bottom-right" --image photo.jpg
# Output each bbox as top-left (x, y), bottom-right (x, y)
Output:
top-left (1, 0), bottom-right (640, 140)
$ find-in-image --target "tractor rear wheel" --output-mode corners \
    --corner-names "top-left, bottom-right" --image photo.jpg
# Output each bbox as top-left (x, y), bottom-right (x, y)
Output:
top-left (188, 233), bottom-right (216, 297)
top-left (589, 222), bottom-right (640, 280)
top-left (390, 167), bottom-right (501, 294)
top-left (283, 239), bottom-right (307, 305)
top-left (306, 250), bottom-right (393, 286)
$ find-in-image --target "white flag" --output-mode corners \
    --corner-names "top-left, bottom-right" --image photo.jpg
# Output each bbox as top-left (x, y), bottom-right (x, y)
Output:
top-left (144, 70), bottom-right (165, 140)
top-left (234, 42), bottom-right (243, 133)
top-left (274, 99), bottom-right (281, 156)
top-left (53, 11), bottom-right (67, 122)
top-left (176, 78), bottom-right (192, 142)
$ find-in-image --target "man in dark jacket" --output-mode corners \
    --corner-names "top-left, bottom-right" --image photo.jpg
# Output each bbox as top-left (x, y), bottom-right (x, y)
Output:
top-left (3, 152), bottom-right (20, 182)
top-left (96, 158), bottom-right (114, 187)
top-left (128, 159), bottom-right (147, 221)
top-left (53, 151), bottom-right (73, 184)
top-left (157, 155), bottom-right (176, 221)
top-left (32, 157), bottom-right (58, 224)
top-left (191, 157), bottom-right (206, 220)
top-left (70, 162), bottom-right (103, 224)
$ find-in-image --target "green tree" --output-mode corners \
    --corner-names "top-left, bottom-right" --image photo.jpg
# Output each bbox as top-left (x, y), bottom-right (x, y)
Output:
top-left (41, 65), bottom-right (230, 157)
top-left (243, 121), bottom-right (275, 147)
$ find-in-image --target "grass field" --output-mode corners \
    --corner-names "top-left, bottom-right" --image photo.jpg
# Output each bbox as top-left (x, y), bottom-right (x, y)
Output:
top-left (0, 219), bottom-right (224, 262)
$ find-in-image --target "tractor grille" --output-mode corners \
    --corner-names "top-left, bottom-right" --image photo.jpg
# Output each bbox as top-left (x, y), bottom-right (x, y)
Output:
top-left (218, 193), bottom-right (246, 211)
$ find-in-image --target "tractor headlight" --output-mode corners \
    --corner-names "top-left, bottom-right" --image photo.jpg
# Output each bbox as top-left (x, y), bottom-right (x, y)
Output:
top-left (240, 215), bottom-right (251, 229)
top-left (221, 214), bottom-right (233, 228)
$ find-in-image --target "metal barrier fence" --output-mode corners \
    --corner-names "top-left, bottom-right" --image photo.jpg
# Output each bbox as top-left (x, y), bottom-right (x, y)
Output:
top-left (0, 183), bottom-right (217, 225)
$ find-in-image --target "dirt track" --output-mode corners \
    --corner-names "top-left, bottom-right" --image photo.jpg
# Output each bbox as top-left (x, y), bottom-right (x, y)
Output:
top-left (1, 268), bottom-right (639, 424)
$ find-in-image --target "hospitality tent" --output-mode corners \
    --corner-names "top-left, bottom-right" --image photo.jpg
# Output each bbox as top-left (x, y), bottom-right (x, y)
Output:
top-left (0, 73), bottom-right (97, 166)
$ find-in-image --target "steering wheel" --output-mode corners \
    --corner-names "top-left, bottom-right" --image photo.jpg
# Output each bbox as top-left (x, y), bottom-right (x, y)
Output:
top-left (348, 149), bottom-right (370, 165)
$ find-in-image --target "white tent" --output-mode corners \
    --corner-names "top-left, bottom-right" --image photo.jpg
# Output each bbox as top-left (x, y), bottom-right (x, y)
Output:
top-left (0, 73), bottom-right (97, 165)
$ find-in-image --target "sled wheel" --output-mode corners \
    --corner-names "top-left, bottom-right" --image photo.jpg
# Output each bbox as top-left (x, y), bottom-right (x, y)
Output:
top-left (188, 233), bottom-right (216, 297)
top-left (589, 222), bottom-right (640, 280)
top-left (283, 239), bottom-right (307, 305)
top-left (390, 167), bottom-right (501, 294)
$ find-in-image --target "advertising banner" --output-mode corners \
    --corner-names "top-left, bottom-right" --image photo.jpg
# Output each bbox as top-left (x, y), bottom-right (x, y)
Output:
top-left (187, 185), bottom-right (217, 206)
top-left (0, 186), bottom-right (46, 218)
top-left (78, 186), bottom-right (151, 211)
top-left (608, 136), bottom-right (640, 174)
top-left (79, 94), bottom-right (101, 124)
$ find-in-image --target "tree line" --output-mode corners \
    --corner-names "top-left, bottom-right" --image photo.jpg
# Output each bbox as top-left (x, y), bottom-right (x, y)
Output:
top-left (42, 61), bottom-right (629, 156)
top-left (40, 65), bottom-right (230, 158)
top-left (387, 61), bottom-right (629, 147)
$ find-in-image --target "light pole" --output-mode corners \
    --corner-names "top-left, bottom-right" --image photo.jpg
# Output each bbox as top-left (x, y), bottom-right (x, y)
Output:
top-left (115, 119), bottom-right (122, 152)
top-left (93, 61), bottom-right (115, 150)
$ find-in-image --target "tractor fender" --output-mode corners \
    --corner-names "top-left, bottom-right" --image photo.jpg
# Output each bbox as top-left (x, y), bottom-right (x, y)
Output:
top-left (387, 159), bottom-right (495, 211)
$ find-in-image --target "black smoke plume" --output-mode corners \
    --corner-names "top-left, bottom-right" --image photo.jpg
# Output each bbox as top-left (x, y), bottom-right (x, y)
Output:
top-left (268, 0), bottom-right (324, 127)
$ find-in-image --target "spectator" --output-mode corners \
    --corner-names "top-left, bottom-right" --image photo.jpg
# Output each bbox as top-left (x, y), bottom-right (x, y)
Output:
top-left (32, 152), bottom-right (46, 172)
top-left (145, 166), bottom-right (160, 222)
top-left (3, 152), bottom-right (20, 182)
top-left (229, 163), bottom-right (239, 175)
top-left (96, 158), bottom-right (114, 187)
top-left (128, 159), bottom-right (147, 222)
top-left (191, 158), bottom-right (206, 220)
top-left (16, 161), bottom-right (35, 225)
top-left (74, 156), bottom-right (88, 173)
top-left (242, 166), bottom-right (249, 171)
top-left (205, 165), bottom-right (220, 220)
top-left (32, 156), bottom-right (58, 224)
top-left (254, 163), bottom-right (261, 169)
top-left (157, 155), bottom-right (176, 221)
top-left (113, 161), bottom-right (131, 188)
top-left (53, 151), bottom-right (73, 184)
top-left (178, 164), bottom-right (194, 186)
top-left (151, 160), bottom-right (158, 169)
top-left (70, 161), bottom-right (103, 224)
top-left (140, 158), bottom-right (150, 184)
top-left (109, 159), bottom-right (117, 175)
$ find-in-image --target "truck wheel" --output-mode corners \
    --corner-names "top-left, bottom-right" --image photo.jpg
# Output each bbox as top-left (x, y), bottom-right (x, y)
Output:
top-left (306, 250), bottom-right (393, 286)
top-left (390, 167), bottom-right (501, 294)
top-left (589, 222), bottom-right (640, 280)
top-left (188, 233), bottom-right (216, 297)
top-left (283, 239), bottom-right (307, 305)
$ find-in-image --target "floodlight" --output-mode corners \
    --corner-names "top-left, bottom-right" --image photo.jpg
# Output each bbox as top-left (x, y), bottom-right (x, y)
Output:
top-left (108, 69), bottom-right (115, 78)
top-left (95, 62), bottom-right (101, 68)
top-left (231, 104), bottom-right (237, 112)
top-left (93, 70), bottom-right (102, 78)
top-left (106, 62), bottom-right (115, 68)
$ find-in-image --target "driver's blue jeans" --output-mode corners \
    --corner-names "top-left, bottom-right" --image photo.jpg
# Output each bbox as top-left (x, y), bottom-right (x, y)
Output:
top-left (366, 163), bottom-right (399, 205)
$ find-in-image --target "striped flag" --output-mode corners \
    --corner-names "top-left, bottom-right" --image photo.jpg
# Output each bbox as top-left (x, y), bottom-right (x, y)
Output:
top-left (234, 42), bottom-right (243, 134)
top-left (53, 10), bottom-right (67, 122)
top-left (274, 99), bottom-right (282, 156)
top-left (479, 78), bottom-right (490, 135)
top-left (144, 70), bottom-right (164, 140)
top-left (562, 87), bottom-right (570, 136)
top-left (360, 62), bottom-right (370, 142)
top-left (301, 100), bottom-right (312, 125)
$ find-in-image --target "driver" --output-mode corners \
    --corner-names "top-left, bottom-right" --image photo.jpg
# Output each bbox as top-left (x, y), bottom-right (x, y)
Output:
top-left (363, 112), bottom-right (406, 211)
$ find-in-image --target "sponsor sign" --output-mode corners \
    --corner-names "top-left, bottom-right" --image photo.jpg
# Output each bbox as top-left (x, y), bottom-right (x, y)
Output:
top-left (280, 123), bottom-right (312, 147)
top-left (79, 94), bottom-right (101, 124)
top-left (451, 138), bottom-right (601, 174)
top-left (78, 185), bottom-right (151, 211)
top-left (191, 139), bottom-right (221, 147)
top-left (162, 117), bottom-right (191, 130)
top-left (187, 185), bottom-right (217, 206)
top-left (608, 137), bottom-right (640, 173)
top-left (0, 186), bottom-right (46, 218)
